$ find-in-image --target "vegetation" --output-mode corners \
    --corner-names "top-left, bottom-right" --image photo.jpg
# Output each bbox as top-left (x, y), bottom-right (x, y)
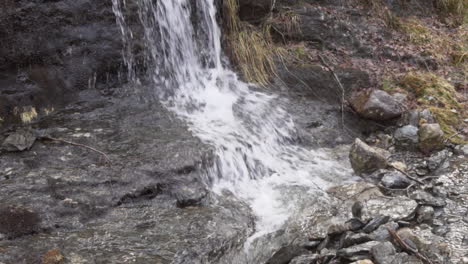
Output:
top-left (223, 0), bottom-right (278, 85)
top-left (435, 0), bottom-right (468, 25)
top-left (399, 72), bottom-right (466, 144)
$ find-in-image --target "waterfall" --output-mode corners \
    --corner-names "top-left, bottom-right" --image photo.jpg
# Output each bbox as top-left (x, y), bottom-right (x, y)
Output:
top-left (112, 0), bottom-right (351, 257)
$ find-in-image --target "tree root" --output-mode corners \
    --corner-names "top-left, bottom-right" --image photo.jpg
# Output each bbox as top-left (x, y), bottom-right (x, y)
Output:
top-left (39, 136), bottom-right (111, 165)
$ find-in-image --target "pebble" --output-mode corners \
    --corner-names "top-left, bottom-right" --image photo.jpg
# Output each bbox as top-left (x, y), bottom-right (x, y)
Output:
top-left (416, 206), bottom-right (434, 223)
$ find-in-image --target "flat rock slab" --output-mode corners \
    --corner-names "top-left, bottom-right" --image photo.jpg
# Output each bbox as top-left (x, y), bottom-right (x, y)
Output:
top-left (361, 196), bottom-right (418, 222)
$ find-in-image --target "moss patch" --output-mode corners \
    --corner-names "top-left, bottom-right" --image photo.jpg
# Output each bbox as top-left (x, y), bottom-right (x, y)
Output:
top-left (400, 72), bottom-right (467, 144)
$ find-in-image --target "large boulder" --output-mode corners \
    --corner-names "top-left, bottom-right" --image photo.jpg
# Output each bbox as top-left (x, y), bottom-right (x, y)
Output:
top-left (350, 90), bottom-right (405, 121)
top-left (349, 138), bottom-right (390, 175)
top-left (418, 123), bottom-right (445, 154)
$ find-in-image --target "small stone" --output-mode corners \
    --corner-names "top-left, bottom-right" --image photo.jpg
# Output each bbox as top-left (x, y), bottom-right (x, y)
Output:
top-left (42, 249), bottom-right (64, 264)
top-left (416, 206), bottom-right (434, 223)
top-left (350, 90), bottom-right (404, 121)
top-left (371, 242), bottom-right (396, 264)
top-left (1, 129), bottom-right (36, 152)
top-left (337, 241), bottom-right (380, 261)
top-left (341, 232), bottom-right (373, 248)
top-left (394, 125), bottom-right (419, 149)
top-left (380, 171), bottom-right (411, 189)
top-left (363, 215), bottom-right (390, 233)
top-left (427, 150), bottom-right (450, 172)
top-left (289, 254), bottom-right (319, 264)
top-left (370, 222), bottom-right (399, 241)
top-left (302, 240), bottom-right (321, 250)
top-left (461, 257), bottom-right (468, 264)
top-left (349, 138), bottom-right (390, 175)
top-left (411, 190), bottom-right (446, 207)
top-left (432, 225), bottom-right (450, 236)
top-left (453, 144), bottom-right (468, 156)
top-left (418, 123), bottom-right (445, 154)
top-left (361, 196), bottom-right (418, 222)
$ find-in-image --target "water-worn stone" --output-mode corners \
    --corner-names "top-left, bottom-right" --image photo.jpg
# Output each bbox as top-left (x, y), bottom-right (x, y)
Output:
top-left (394, 125), bottom-right (419, 150)
top-left (416, 206), bottom-right (434, 223)
top-left (361, 196), bottom-right (417, 222)
top-left (418, 123), bottom-right (445, 154)
top-left (454, 144), bottom-right (468, 156)
top-left (1, 129), bottom-right (36, 151)
top-left (370, 221), bottom-right (399, 241)
top-left (337, 241), bottom-right (380, 261)
top-left (371, 242), bottom-right (396, 264)
top-left (341, 232), bottom-right (373, 248)
top-left (289, 254), bottom-right (319, 264)
top-left (350, 90), bottom-right (404, 121)
top-left (411, 190), bottom-right (446, 207)
top-left (362, 215), bottom-right (390, 233)
top-left (380, 171), bottom-right (411, 189)
top-left (349, 138), bottom-right (389, 175)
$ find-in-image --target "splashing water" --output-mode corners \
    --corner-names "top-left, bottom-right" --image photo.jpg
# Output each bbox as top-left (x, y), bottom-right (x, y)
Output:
top-left (112, 0), bottom-right (351, 246)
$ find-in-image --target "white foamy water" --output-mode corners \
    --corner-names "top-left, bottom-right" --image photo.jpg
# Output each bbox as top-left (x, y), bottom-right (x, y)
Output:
top-left (112, 0), bottom-right (351, 245)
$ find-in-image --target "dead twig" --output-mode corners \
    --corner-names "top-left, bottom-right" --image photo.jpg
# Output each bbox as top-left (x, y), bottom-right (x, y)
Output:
top-left (39, 136), bottom-right (111, 165)
top-left (389, 164), bottom-right (425, 185)
top-left (317, 54), bottom-right (346, 129)
top-left (388, 228), bottom-right (433, 264)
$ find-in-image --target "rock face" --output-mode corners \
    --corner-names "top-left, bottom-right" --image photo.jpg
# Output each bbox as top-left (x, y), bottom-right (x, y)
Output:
top-left (349, 138), bottom-right (390, 175)
top-left (0, 0), bottom-right (140, 125)
top-left (418, 123), bottom-right (445, 153)
top-left (350, 90), bottom-right (404, 121)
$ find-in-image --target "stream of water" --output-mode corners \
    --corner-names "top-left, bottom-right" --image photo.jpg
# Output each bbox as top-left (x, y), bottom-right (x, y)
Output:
top-left (112, 0), bottom-right (351, 260)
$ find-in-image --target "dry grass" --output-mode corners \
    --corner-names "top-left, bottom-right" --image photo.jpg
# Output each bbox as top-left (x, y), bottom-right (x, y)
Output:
top-left (400, 72), bottom-right (467, 144)
top-left (14, 106), bottom-right (38, 124)
top-left (436, 0), bottom-right (468, 24)
top-left (223, 0), bottom-right (279, 85)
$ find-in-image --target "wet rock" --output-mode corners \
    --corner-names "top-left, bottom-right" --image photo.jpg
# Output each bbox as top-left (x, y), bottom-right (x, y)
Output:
top-left (328, 218), bottom-right (365, 234)
top-left (302, 240), bottom-right (321, 250)
top-left (418, 123), bottom-right (445, 154)
top-left (394, 125), bottom-right (419, 150)
top-left (370, 221), bottom-right (399, 241)
top-left (328, 182), bottom-right (383, 202)
top-left (337, 241), bottom-right (380, 261)
top-left (416, 206), bottom-right (434, 223)
top-left (1, 129), bottom-right (36, 151)
top-left (349, 138), bottom-right (389, 174)
top-left (371, 241), bottom-right (396, 264)
top-left (42, 249), bottom-right (64, 264)
top-left (0, 204), bottom-right (41, 238)
top-left (380, 171), bottom-right (411, 189)
top-left (289, 254), bottom-right (319, 264)
top-left (362, 215), bottom-right (390, 233)
top-left (350, 90), bottom-right (404, 121)
top-left (266, 245), bottom-right (308, 264)
top-left (361, 196), bottom-right (417, 222)
top-left (411, 190), bottom-right (446, 207)
top-left (340, 232), bottom-right (373, 248)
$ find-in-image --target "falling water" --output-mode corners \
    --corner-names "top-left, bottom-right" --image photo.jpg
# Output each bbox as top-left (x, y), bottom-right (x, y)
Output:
top-left (112, 0), bottom-right (352, 260)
